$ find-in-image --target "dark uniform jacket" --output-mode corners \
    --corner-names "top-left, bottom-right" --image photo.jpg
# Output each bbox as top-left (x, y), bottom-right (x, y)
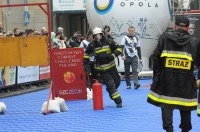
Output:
top-left (147, 29), bottom-right (199, 111)
top-left (84, 37), bottom-right (122, 72)
top-left (68, 37), bottom-right (81, 47)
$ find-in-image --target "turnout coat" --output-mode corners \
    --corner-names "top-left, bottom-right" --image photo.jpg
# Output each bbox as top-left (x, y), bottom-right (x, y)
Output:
top-left (147, 29), bottom-right (200, 111)
top-left (84, 36), bottom-right (122, 72)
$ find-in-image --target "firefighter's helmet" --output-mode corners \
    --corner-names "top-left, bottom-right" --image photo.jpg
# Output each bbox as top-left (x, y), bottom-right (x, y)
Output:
top-left (93, 27), bottom-right (102, 35)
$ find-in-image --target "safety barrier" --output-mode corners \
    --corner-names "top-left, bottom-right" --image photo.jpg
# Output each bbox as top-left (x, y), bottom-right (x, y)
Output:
top-left (0, 65), bottom-right (50, 89)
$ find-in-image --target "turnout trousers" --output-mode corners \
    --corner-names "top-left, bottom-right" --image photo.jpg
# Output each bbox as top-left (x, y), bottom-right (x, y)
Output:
top-left (161, 108), bottom-right (192, 132)
top-left (99, 67), bottom-right (122, 105)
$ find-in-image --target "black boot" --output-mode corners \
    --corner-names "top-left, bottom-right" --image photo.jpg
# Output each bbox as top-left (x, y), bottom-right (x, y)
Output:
top-left (166, 130), bottom-right (173, 132)
top-left (166, 128), bottom-right (173, 132)
top-left (117, 103), bottom-right (122, 108)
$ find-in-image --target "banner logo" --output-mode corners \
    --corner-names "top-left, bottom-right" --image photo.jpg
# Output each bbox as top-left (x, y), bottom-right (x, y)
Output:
top-left (94, 0), bottom-right (114, 14)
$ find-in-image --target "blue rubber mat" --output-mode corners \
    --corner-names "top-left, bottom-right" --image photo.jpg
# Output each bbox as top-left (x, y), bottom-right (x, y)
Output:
top-left (0, 79), bottom-right (199, 132)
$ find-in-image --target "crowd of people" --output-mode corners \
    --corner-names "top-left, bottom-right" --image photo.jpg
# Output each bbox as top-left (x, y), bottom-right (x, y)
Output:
top-left (51, 27), bottom-right (91, 49)
top-left (0, 26), bottom-right (49, 38)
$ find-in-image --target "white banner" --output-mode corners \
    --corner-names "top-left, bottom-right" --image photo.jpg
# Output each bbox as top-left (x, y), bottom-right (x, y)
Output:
top-left (53, 0), bottom-right (87, 11)
top-left (17, 66), bottom-right (39, 84)
top-left (0, 66), bottom-right (16, 87)
top-left (182, 0), bottom-right (190, 9)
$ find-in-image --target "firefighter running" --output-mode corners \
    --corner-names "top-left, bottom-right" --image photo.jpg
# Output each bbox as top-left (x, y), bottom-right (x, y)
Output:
top-left (83, 27), bottom-right (123, 108)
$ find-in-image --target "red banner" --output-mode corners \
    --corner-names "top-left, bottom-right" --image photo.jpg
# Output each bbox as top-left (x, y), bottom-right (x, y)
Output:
top-left (51, 48), bottom-right (87, 100)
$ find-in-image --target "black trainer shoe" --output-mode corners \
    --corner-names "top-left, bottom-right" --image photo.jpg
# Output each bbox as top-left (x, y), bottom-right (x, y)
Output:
top-left (127, 86), bottom-right (131, 89)
top-left (134, 84), bottom-right (140, 89)
top-left (117, 103), bottom-right (122, 108)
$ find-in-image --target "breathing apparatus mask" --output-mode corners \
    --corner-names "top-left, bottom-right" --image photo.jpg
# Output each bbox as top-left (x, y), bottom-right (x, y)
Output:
top-left (93, 27), bottom-right (103, 42)
top-left (94, 34), bottom-right (102, 41)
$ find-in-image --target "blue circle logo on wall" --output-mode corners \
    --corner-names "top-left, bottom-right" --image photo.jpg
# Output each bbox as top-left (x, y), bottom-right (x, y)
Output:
top-left (94, 0), bottom-right (114, 15)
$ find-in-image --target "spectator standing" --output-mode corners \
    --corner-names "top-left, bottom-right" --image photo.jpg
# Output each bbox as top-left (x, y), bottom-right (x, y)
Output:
top-left (57, 27), bottom-right (65, 40)
top-left (68, 31), bottom-right (82, 47)
top-left (121, 26), bottom-right (142, 89)
top-left (0, 22), bottom-right (3, 33)
top-left (52, 32), bottom-right (66, 49)
top-left (147, 16), bottom-right (199, 132)
top-left (57, 27), bottom-right (68, 47)
top-left (5, 31), bottom-right (13, 37)
top-left (41, 27), bottom-right (48, 36)
top-left (34, 30), bottom-right (40, 36)
top-left (19, 32), bottom-right (25, 37)
top-left (51, 32), bottom-right (56, 41)
top-left (79, 31), bottom-right (93, 51)
top-left (14, 28), bottom-right (21, 37)
top-left (26, 29), bottom-right (35, 37)
top-left (103, 25), bottom-right (114, 40)
top-left (57, 27), bottom-right (64, 34)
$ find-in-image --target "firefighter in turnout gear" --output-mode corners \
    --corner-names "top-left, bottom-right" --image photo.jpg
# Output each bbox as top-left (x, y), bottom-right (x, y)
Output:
top-left (197, 67), bottom-right (200, 117)
top-left (84, 27), bottom-right (123, 108)
top-left (147, 16), bottom-right (200, 132)
top-left (196, 45), bottom-right (200, 118)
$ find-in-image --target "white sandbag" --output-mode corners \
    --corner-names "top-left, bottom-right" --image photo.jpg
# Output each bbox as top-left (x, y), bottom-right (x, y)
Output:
top-left (41, 99), bottom-right (60, 114)
top-left (0, 102), bottom-right (6, 114)
top-left (87, 87), bottom-right (93, 100)
top-left (55, 97), bottom-right (68, 112)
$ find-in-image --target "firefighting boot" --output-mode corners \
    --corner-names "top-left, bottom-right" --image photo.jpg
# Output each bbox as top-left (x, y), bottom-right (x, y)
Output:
top-left (182, 130), bottom-right (189, 132)
top-left (117, 103), bottom-right (122, 108)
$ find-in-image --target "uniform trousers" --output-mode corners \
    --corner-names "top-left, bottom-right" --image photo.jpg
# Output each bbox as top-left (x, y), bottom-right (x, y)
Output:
top-left (100, 67), bottom-right (122, 104)
top-left (124, 55), bottom-right (139, 87)
top-left (161, 108), bottom-right (192, 132)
